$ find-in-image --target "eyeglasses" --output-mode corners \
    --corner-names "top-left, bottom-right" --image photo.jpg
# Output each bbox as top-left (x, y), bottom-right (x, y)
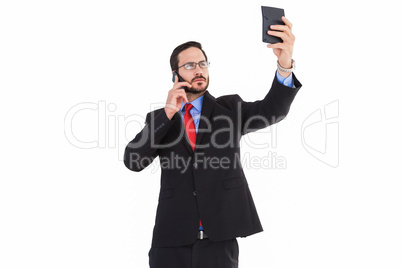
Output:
top-left (178, 61), bottom-right (210, 70)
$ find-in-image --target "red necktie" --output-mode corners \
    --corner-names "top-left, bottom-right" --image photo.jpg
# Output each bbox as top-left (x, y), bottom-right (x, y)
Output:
top-left (183, 104), bottom-right (204, 230)
top-left (183, 103), bottom-right (196, 151)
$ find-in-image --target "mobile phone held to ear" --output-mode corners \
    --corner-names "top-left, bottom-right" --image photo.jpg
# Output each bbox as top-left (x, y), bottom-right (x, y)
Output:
top-left (172, 71), bottom-right (188, 91)
top-left (261, 6), bottom-right (285, 44)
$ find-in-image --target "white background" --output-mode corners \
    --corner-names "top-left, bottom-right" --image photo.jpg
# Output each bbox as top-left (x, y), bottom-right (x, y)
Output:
top-left (1, 0), bottom-right (401, 267)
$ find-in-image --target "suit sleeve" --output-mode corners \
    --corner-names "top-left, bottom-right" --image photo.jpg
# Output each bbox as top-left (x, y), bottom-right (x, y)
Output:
top-left (124, 109), bottom-right (175, 172)
top-left (238, 72), bottom-right (302, 135)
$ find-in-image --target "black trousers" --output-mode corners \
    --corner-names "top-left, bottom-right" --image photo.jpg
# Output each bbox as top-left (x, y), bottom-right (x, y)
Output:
top-left (149, 238), bottom-right (239, 268)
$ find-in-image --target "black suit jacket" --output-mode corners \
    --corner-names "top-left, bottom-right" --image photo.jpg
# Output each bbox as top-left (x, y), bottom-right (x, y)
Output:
top-left (124, 73), bottom-right (302, 247)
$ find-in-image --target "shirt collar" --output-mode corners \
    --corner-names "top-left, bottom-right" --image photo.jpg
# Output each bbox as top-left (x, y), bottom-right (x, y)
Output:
top-left (180, 95), bottom-right (204, 113)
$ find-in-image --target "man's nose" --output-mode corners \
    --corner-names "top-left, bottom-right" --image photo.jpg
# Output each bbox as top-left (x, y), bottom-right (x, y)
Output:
top-left (194, 64), bottom-right (203, 76)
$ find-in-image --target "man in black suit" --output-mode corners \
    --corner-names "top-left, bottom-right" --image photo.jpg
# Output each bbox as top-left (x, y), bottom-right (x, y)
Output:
top-left (124, 17), bottom-right (301, 268)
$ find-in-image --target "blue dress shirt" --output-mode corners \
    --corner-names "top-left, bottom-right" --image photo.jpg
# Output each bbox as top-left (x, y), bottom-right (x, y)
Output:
top-left (179, 95), bottom-right (204, 133)
top-left (276, 71), bottom-right (294, 88)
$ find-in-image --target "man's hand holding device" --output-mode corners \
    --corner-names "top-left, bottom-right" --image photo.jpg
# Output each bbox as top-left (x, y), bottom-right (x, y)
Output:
top-left (164, 72), bottom-right (191, 120)
top-left (262, 6), bottom-right (296, 78)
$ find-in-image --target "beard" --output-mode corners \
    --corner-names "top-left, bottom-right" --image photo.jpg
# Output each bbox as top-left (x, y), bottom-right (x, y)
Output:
top-left (185, 76), bottom-right (209, 94)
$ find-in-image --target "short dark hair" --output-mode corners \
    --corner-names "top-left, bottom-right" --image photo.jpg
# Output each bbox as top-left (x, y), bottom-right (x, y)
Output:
top-left (170, 41), bottom-right (208, 71)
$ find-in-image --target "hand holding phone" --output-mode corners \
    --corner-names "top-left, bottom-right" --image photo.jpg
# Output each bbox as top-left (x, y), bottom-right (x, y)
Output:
top-left (164, 72), bottom-right (191, 120)
top-left (262, 6), bottom-right (285, 44)
top-left (172, 71), bottom-right (189, 91)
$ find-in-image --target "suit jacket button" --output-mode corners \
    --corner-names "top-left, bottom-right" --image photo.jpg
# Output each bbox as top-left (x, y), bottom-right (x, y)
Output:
top-left (193, 191), bottom-right (197, 196)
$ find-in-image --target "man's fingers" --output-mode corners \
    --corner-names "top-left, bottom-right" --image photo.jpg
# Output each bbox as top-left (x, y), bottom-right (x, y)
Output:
top-left (270, 24), bottom-right (291, 35)
top-left (174, 87), bottom-right (186, 95)
top-left (174, 82), bottom-right (192, 90)
top-left (170, 88), bottom-right (188, 102)
top-left (267, 30), bottom-right (293, 43)
top-left (267, 43), bottom-right (287, 50)
top-left (176, 92), bottom-right (188, 103)
top-left (167, 91), bottom-right (188, 109)
top-left (268, 18), bottom-right (295, 44)
top-left (282, 16), bottom-right (292, 30)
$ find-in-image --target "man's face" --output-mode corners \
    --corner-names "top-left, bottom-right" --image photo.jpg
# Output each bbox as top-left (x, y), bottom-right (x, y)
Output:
top-left (176, 47), bottom-right (209, 94)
